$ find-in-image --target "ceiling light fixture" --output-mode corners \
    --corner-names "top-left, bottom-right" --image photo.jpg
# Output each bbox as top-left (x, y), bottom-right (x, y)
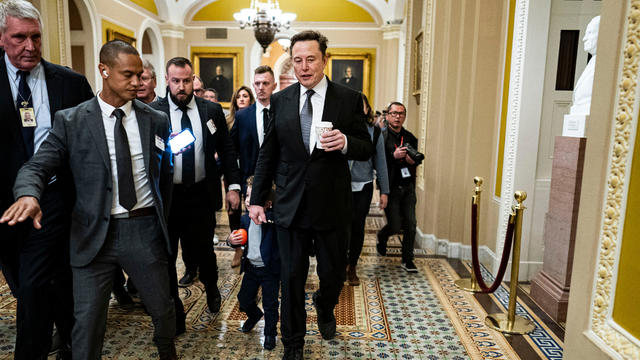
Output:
top-left (233, 0), bottom-right (296, 53)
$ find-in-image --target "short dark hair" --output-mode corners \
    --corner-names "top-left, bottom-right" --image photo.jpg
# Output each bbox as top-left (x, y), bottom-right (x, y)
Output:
top-left (254, 65), bottom-right (274, 78)
top-left (290, 30), bottom-right (328, 56)
top-left (205, 88), bottom-right (217, 96)
top-left (166, 57), bottom-right (193, 74)
top-left (387, 101), bottom-right (406, 113)
top-left (99, 40), bottom-right (139, 67)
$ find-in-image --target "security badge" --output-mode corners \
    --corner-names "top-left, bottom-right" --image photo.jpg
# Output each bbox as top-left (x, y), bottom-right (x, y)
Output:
top-left (401, 167), bottom-right (411, 178)
top-left (206, 119), bottom-right (216, 134)
top-left (19, 102), bottom-right (36, 127)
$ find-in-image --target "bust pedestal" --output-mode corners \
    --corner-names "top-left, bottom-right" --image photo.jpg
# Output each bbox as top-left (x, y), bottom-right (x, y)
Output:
top-left (530, 136), bottom-right (586, 322)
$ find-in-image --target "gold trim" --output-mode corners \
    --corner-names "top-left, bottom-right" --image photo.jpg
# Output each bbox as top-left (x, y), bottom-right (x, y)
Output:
top-left (191, 47), bottom-right (244, 109)
top-left (412, 31), bottom-right (423, 97)
top-left (324, 48), bottom-right (376, 106)
top-left (416, 0), bottom-right (434, 191)
top-left (590, 0), bottom-right (640, 358)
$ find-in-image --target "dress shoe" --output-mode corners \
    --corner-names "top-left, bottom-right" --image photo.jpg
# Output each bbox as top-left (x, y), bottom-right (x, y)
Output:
top-left (347, 264), bottom-right (360, 286)
top-left (158, 343), bottom-right (178, 360)
top-left (312, 292), bottom-right (336, 340)
top-left (178, 271), bottom-right (197, 287)
top-left (175, 311), bottom-right (186, 336)
top-left (206, 286), bottom-right (222, 313)
top-left (282, 345), bottom-right (304, 360)
top-left (376, 232), bottom-right (387, 256)
top-left (263, 335), bottom-right (276, 350)
top-left (241, 309), bottom-right (263, 332)
top-left (113, 287), bottom-right (135, 310)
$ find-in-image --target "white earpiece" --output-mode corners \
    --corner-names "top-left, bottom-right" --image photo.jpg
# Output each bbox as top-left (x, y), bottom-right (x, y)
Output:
top-left (102, 70), bottom-right (108, 77)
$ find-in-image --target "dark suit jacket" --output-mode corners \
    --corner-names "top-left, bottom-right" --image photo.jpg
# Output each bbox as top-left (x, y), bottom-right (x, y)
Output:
top-left (250, 79), bottom-right (374, 229)
top-left (230, 103), bottom-right (263, 192)
top-left (149, 96), bottom-right (241, 211)
top-left (13, 98), bottom-right (174, 267)
top-left (0, 53), bottom-right (93, 287)
top-left (239, 212), bottom-right (279, 275)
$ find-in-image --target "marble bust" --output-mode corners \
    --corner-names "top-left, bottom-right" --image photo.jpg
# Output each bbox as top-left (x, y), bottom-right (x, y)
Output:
top-left (569, 16), bottom-right (600, 115)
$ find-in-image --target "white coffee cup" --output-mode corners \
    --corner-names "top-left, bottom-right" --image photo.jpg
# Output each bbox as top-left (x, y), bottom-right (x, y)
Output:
top-left (315, 122), bottom-right (333, 149)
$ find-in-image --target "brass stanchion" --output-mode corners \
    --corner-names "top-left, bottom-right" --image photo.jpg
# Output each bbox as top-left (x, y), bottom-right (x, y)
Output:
top-left (484, 191), bottom-right (535, 334)
top-left (455, 177), bottom-right (483, 292)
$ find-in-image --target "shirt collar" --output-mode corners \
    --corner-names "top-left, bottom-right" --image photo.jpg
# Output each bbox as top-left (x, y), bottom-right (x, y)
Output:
top-left (5, 53), bottom-right (42, 81)
top-left (300, 75), bottom-right (328, 99)
top-left (97, 92), bottom-right (133, 118)
top-left (168, 93), bottom-right (196, 111)
top-left (256, 101), bottom-right (270, 113)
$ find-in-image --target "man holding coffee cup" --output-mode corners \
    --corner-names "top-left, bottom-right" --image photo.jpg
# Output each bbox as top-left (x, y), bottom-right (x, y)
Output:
top-left (249, 30), bottom-right (373, 359)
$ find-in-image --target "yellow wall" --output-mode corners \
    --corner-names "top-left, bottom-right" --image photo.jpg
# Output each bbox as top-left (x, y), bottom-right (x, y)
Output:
top-left (612, 127), bottom-right (640, 339)
top-left (192, 0), bottom-right (374, 23)
top-left (101, 19), bottom-right (135, 44)
top-left (128, 0), bottom-right (158, 15)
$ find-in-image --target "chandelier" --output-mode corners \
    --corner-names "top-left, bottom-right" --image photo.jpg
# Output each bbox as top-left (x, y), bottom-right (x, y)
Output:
top-left (233, 0), bottom-right (296, 53)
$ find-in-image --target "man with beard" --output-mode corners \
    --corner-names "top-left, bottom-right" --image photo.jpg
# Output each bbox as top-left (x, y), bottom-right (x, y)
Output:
top-left (150, 57), bottom-right (241, 334)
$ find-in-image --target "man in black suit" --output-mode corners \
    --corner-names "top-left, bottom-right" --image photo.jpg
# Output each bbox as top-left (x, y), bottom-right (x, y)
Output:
top-left (0, 1), bottom-right (93, 358)
top-left (1, 40), bottom-right (178, 360)
top-left (231, 65), bottom-right (277, 195)
top-left (249, 30), bottom-right (374, 359)
top-left (339, 66), bottom-right (361, 92)
top-left (150, 57), bottom-right (242, 334)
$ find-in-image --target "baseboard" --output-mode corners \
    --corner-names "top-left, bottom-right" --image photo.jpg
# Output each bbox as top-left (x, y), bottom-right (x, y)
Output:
top-left (415, 228), bottom-right (541, 281)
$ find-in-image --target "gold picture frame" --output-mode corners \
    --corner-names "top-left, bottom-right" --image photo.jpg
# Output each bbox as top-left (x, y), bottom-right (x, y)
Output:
top-left (191, 47), bottom-right (244, 109)
top-left (325, 48), bottom-right (376, 107)
top-left (106, 29), bottom-right (136, 46)
top-left (413, 31), bottom-right (423, 98)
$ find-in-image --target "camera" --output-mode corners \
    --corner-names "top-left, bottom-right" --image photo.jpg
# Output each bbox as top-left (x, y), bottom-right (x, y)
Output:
top-left (404, 143), bottom-right (425, 162)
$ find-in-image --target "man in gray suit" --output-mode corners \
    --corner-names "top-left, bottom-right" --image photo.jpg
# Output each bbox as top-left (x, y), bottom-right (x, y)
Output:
top-left (1, 41), bottom-right (178, 360)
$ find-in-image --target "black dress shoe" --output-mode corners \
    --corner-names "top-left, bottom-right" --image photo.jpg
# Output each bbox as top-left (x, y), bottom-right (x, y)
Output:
top-left (176, 312), bottom-right (186, 336)
top-left (113, 287), bottom-right (135, 310)
top-left (376, 232), bottom-right (387, 256)
top-left (282, 345), bottom-right (303, 360)
top-left (312, 292), bottom-right (336, 340)
top-left (178, 271), bottom-right (197, 287)
top-left (263, 335), bottom-right (276, 350)
top-left (206, 286), bottom-right (222, 313)
top-left (241, 309), bottom-right (263, 333)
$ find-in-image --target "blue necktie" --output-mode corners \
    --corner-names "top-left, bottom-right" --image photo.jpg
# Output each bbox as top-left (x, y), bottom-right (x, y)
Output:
top-left (113, 109), bottom-right (137, 210)
top-left (300, 90), bottom-right (314, 153)
top-left (17, 70), bottom-right (34, 157)
top-left (178, 105), bottom-right (195, 187)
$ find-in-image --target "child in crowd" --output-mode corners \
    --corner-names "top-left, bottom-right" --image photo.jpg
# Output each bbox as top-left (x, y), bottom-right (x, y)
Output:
top-left (227, 177), bottom-right (280, 350)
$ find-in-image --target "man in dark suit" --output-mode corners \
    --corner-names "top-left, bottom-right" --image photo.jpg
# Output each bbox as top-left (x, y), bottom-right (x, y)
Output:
top-left (249, 30), bottom-right (374, 359)
top-left (1, 40), bottom-right (178, 360)
top-left (231, 65), bottom-right (277, 195)
top-left (0, 1), bottom-right (93, 358)
top-left (339, 66), bottom-right (361, 92)
top-left (150, 57), bottom-right (242, 334)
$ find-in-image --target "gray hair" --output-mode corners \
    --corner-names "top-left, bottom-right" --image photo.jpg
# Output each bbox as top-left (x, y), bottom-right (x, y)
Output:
top-left (0, 0), bottom-right (42, 33)
top-left (142, 59), bottom-right (156, 79)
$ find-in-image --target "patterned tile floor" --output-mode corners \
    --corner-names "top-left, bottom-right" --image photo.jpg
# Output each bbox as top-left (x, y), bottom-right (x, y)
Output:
top-left (0, 203), bottom-right (564, 359)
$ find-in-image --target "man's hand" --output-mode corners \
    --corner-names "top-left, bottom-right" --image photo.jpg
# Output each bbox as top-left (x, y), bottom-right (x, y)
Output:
top-left (0, 196), bottom-right (43, 229)
top-left (226, 191), bottom-right (240, 214)
top-left (320, 129), bottom-right (346, 152)
top-left (379, 194), bottom-right (388, 209)
top-left (404, 155), bottom-right (416, 165)
top-left (228, 231), bottom-right (244, 246)
top-left (393, 146), bottom-right (407, 159)
top-left (249, 205), bottom-right (266, 225)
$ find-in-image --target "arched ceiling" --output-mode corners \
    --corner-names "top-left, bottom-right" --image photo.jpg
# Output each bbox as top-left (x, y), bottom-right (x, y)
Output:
top-left (191, 0), bottom-right (376, 23)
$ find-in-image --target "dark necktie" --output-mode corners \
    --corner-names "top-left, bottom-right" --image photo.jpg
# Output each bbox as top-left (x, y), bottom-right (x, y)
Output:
top-left (262, 108), bottom-right (269, 137)
top-left (300, 90), bottom-right (314, 153)
top-left (112, 109), bottom-right (137, 210)
top-left (17, 70), bottom-right (34, 157)
top-left (179, 105), bottom-right (195, 187)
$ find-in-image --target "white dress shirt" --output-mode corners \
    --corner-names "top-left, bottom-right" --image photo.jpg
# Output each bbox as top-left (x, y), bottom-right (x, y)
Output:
top-left (255, 102), bottom-right (270, 147)
top-left (299, 76), bottom-right (348, 154)
top-left (97, 96), bottom-right (154, 215)
top-left (168, 95), bottom-right (205, 185)
top-left (5, 53), bottom-right (51, 153)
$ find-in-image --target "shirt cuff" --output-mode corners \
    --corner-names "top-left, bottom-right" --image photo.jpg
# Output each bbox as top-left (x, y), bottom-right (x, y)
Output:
top-left (228, 184), bottom-right (241, 191)
top-left (341, 134), bottom-right (348, 155)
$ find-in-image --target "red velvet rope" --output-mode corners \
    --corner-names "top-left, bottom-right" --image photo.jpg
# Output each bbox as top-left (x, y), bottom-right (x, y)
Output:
top-left (470, 202), bottom-right (515, 293)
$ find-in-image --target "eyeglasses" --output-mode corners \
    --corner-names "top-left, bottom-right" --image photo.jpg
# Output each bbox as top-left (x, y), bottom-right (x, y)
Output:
top-left (388, 111), bottom-right (405, 117)
top-left (194, 89), bottom-right (204, 95)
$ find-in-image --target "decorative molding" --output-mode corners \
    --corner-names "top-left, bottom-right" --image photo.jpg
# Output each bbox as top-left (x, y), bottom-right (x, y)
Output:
top-left (381, 24), bottom-right (402, 39)
top-left (496, 0), bottom-right (529, 263)
top-left (55, 0), bottom-right (68, 66)
top-left (416, 0), bottom-right (434, 191)
top-left (160, 24), bottom-right (185, 39)
top-left (401, 0), bottom-right (414, 104)
top-left (589, 0), bottom-right (640, 358)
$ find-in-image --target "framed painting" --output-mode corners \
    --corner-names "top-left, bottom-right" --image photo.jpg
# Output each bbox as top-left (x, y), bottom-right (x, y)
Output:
top-left (106, 29), bottom-right (136, 46)
top-left (325, 48), bottom-right (376, 107)
top-left (191, 47), bottom-right (244, 109)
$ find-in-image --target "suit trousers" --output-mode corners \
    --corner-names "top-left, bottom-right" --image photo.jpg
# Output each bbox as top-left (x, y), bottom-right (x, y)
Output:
top-left (349, 182), bottom-right (374, 266)
top-left (71, 215), bottom-right (175, 360)
top-left (277, 225), bottom-right (349, 347)
top-left (237, 264), bottom-right (280, 336)
top-left (13, 185), bottom-right (74, 360)
top-left (168, 182), bottom-right (218, 320)
top-left (378, 184), bottom-right (417, 262)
